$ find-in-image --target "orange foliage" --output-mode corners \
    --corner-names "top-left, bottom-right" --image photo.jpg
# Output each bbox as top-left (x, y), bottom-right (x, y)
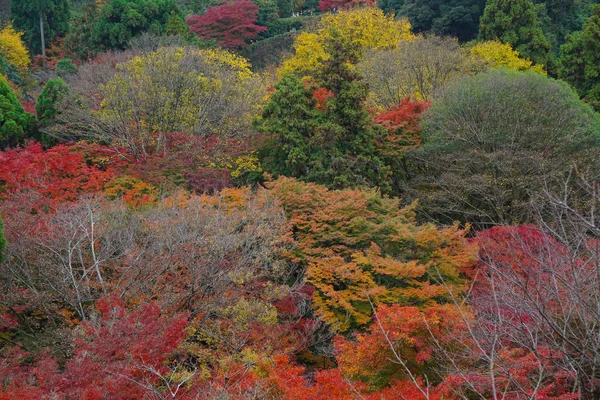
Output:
top-left (270, 177), bottom-right (477, 331)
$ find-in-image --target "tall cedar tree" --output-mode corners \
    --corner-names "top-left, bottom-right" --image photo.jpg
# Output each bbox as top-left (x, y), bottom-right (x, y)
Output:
top-left (559, 5), bottom-right (600, 111)
top-left (258, 30), bottom-right (390, 191)
top-left (479, 0), bottom-right (551, 65)
top-left (10, 0), bottom-right (71, 55)
top-left (186, 0), bottom-right (267, 49)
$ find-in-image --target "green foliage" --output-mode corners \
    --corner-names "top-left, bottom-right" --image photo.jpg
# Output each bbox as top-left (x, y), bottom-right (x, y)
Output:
top-left (406, 69), bottom-right (600, 228)
top-left (259, 17), bottom-right (303, 39)
top-left (479, 0), bottom-right (551, 65)
top-left (532, 0), bottom-right (593, 49)
top-left (389, 0), bottom-right (486, 42)
top-left (64, 0), bottom-right (100, 60)
top-left (93, 0), bottom-right (183, 50)
top-left (255, 0), bottom-right (281, 27)
top-left (559, 5), bottom-right (600, 111)
top-left (36, 78), bottom-right (68, 125)
top-left (56, 57), bottom-right (77, 77)
top-left (165, 10), bottom-right (190, 36)
top-left (0, 75), bottom-right (35, 148)
top-left (10, 0), bottom-right (71, 55)
top-left (277, 0), bottom-right (293, 17)
top-left (257, 31), bottom-right (390, 191)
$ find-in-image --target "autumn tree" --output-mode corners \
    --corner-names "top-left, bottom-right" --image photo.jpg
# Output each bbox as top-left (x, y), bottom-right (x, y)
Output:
top-left (425, 224), bottom-right (600, 399)
top-left (559, 5), bottom-right (600, 111)
top-left (0, 24), bottom-right (29, 71)
top-left (280, 7), bottom-right (414, 77)
top-left (186, 0), bottom-right (267, 49)
top-left (48, 46), bottom-right (264, 159)
top-left (0, 75), bottom-right (35, 148)
top-left (405, 69), bottom-right (600, 228)
top-left (270, 177), bottom-right (476, 331)
top-left (10, 0), bottom-right (70, 55)
top-left (469, 39), bottom-right (546, 73)
top-left (358, 35), bottom-right (469, 107)
top-left (479, 0), bottom-right (551, 66)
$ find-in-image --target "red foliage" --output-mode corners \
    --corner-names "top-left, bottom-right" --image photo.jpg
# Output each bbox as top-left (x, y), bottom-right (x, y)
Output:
top-left (0, 297), bottom-right (190, 399)
top-left (313, 87), bottom-right (334, 112)
top-left (0, 142), bottom-right (115, 212)
top-left (186, 0), bottom-right (267, 49)
top-left (19, 101), bottom-right (35, 115)
top-left (373, 97), bottom-right (430, 153)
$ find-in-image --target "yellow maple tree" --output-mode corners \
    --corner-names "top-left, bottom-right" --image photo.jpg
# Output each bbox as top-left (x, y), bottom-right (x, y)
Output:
top-left (470, 40), bottom-right (546, 74)
top-left (0, 25), bottom-right (30, 72)
top-left (280, 8), bottom-right (414, 77)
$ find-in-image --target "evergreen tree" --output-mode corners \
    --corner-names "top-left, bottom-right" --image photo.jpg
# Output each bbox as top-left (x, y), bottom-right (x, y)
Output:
top-left (559, 5), bottom-right (600, 110)
top-left (64, 0), bottom-right (100, 60)
top-left (383, 0), bottom-right (485, 42)
top-left (93, 0), bottom-right (182, 50)
top-left (165, 10), bottom-right (190, 36)
top-left (10, 0), bottom-right (71, 55)
top-left (256, 30), bottom-right (390, 191)
top-left (0, 75), bottom-right (35, 148)
top-left (36, 78), bottom-right (68, 125)
top-left (479, 0), bottom-right (551, 65)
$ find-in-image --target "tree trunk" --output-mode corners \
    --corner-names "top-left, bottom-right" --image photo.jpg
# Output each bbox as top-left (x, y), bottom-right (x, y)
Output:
top-left (39, 11), bottom-right (46, 58)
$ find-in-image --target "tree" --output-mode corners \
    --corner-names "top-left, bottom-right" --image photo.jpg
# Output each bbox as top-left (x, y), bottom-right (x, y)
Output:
top-left (9, 0), bottom-right (71, 55)
top-left (405, 69), bottom-right (600, 228)
top-left (469, 39), bottom-right (546, 73)
top-left (186, 0), bottom-right (266, 49)
top-left (358, 35), bottom-right (469, 107)
top-left (64, 0), bottom-right (100, 60)
top-left (93, 0), bottom-right (183, 51)
top-left (279, 7), bottom-right (414, 77)
top-left (258, 31), bottom-right (391, 191)
top-left (388, 0), bottom-right (486, 42)
top-left (479, 0), bottom-right (551, 66)
top-left (0, 75), bottom-right (35, 148)
top-left (270, 177), bottom-right (476, 331)
top-left (48, 47), bottom-right (264, 159)
top-left (559, 5), bottom-right (600, 111)
top-left (36, 78), bottom-right (68, 125)
top-left (165, 9), bottom-right (190, 37)
top-left (0, 24), bottom-right (30, 71)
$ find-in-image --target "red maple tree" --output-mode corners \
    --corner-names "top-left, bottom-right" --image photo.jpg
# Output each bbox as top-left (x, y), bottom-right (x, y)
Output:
top-left (186, 0), bottom-right (267, 49)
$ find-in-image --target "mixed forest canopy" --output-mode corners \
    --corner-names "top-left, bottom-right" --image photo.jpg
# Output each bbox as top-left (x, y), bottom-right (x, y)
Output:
top-left (1, 0), bottom-right (600, 398)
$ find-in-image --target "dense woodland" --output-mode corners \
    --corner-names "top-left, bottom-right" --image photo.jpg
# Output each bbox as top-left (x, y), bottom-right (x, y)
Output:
top-left (1, 0), bottom-right (600, 398)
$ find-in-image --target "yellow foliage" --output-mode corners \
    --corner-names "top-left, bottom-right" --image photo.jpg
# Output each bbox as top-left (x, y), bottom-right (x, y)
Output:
top-left (199, 48), bottom-right (253, 79)
top-left (0, 25), bottom-right (30, 71)
top-left (280, 7), bottom-right (415, 76)
top-left (321, 8), bottom-right (413, 49)
top-left (470, 40), bottom-right (546, 74)
top-left (231, 153), bottom-right (263, 178)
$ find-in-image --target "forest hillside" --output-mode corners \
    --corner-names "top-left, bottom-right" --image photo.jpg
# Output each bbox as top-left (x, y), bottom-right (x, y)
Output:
top-left (1, 0), bottom-right (600, 398)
